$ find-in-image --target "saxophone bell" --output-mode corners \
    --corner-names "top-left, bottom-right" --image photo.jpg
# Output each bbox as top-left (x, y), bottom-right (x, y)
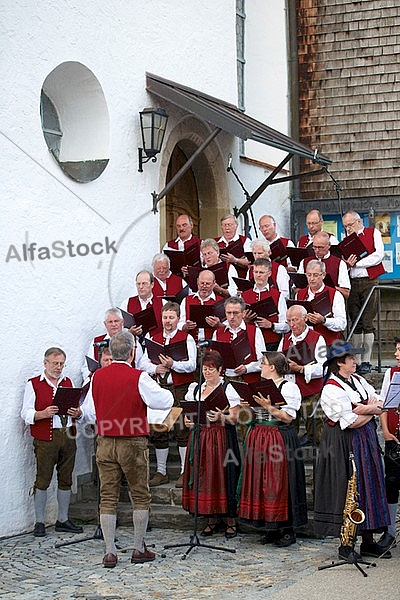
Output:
top-left (349, 508), bottom-right (365, 525)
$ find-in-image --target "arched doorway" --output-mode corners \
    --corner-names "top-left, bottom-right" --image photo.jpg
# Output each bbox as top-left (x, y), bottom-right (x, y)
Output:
top-left (158, 116), bottom-right (231, 248)
top-left (165, 145), bottom-right (200, 241)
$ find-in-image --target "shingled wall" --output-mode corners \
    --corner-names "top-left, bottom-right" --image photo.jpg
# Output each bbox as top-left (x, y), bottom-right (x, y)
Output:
top-left (296, 0), bottom-right (400, 201)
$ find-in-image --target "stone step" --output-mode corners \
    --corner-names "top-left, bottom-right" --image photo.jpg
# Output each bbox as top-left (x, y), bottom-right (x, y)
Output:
top-left (69, 499), bottom-right (317, 538)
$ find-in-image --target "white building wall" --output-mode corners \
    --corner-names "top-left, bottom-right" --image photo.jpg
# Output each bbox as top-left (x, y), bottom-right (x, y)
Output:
top-left (0, 0), bottom-right (291, 536)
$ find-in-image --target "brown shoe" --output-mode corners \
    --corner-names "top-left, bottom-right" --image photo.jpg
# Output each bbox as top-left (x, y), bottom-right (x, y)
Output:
top-left (175, 474), bottom-right (183, 488)
top-left (149, 472), bottom-right (169, 487)
top-left (103, 553), bottom-right (117, 568)
top-left (131, 544), bottom-right (156, 564)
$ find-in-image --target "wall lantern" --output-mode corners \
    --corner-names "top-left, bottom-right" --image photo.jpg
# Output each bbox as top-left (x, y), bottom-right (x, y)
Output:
top-left (138, 107), bottom-right (168, 172)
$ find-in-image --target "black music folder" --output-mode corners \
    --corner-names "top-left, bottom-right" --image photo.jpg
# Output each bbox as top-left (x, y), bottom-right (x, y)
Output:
top-left (145, 337), bottom-right (189, 364)
top-left (220, 238), bottom-right (245, 259)
top-left (335, 232), bottom-right (368, 261)
top-left (161, 285), bottom-right (191, 304)
top-left (232, 276), bottom-right (254, 292)
top-left (286, 246), bottom-right (313, 268)
top-left (211, 333), bottom-right (252, 369)
top-left (189, 304), bottom-right (215, 328)
top-left (245, 295), bottom-right (279, 319)
top-left (181, 385), bottom-right (229, 424)
top-left (54, 387), bottom-right (82, 415)
top-left (290, 272), bottom-right (308, 289)
top-left (282, 340), bottom-right (315, 366)
top-left (119, 306), bottom-right (158, 334)
top-left (86, 355), bottom-right (100, 373)
top-left (231, 379), bottom-right (286, 407)
top-left (287, 289), bottom-right (332, 317)
top-left (164, 245), bottom-right (200, 274)
top-left (270, 238), bottom-right (288, 262)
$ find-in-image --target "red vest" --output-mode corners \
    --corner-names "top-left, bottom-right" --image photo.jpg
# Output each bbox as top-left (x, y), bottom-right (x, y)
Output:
top-left (241, 288), bottom-right (281, 345)
top-left (167, 236), bottom-right (201, 252)
top-left (151, 330), bottom-right (195, 386)
top-left (281, 329), bottom-right (324, 397)
top-left (29, 375), bottom-right (73, 441)
top-left (357, 228), bottom-right (385, 279)
top-left (92, 362), bottom-right (149, 436)
top-left (303, 254), bottom-right (341, 288)
top-left (183, 294), bottom-right (224, 340)
top-left (297, 285), bottom-right (341, 345)
top-left (93, 334), bottom-right (107, 362)
top-left (215, 323), bottom-right (260, 383)
top-left (153, 274), bottom-right (184, 298)
top-left (387, 367), bottom-right (400, 435)
top-left (127, 295), bottom-right (163, 334)
top-left (298, 232), bottom-right (335, 248)
top-left (215, 234), bottom-right (248, 278)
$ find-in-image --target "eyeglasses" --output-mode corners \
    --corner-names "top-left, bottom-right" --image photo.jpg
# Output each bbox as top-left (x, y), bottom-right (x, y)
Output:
top-left (306, 272), bottom-right (324, 278)
top-left (343, 219), bottom-right (359, 229)
top-left (46, 360), bottom-right (65, 368)
top-left (203, 366), bottom-right (217, 373)
top-left (307, 221), bottom-right (321, 226)
top-left (312, 245), bottom-right (328, 250)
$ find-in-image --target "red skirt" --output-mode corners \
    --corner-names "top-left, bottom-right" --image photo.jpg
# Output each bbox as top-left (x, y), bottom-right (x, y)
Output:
top-left (238, 424), bottom-right (289, 523)
top-left (182, 423), bottom-right (239, 516)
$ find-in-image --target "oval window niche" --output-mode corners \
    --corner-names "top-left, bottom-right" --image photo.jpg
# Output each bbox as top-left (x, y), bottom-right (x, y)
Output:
top-left (40, 61), bottom-right (110, 183)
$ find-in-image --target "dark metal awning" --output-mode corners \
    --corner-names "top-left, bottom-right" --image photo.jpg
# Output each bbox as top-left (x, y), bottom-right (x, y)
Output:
top-left (146, 72), bottom-right (331, 167)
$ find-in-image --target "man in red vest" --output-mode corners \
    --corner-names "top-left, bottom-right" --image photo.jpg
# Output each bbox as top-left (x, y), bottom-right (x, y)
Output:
top-left (212, 296), bottom-right (265, 383)
top-left (21, 347), bottom-right (83, 538)
top-left (178, 269), bottom-right (223, 340)
top-left (297, 209), bottom-right (339, 248)
top-left (120, 270), bottom-right (163, 337)
top-left (140, 302), bottom-right (197, 488)
top-left (152, 253), bottom-right (187, 298)
top-left (215, 213), bottom-right (252, 274)
top-left (296, 259), bottom-right (347, 347)
top-left (78, 331), bottom-right (173, 568)
top-left (241, 258), bottom-right (289, 351)
top-left (258, 214), bottom-right (295, 270)
top-left (342, 211), bottom-right (385, 374)
top-left (82, 308), bottom-right (124, 381)
top-left (278, 305), bottom-right (326, 445)
top-left (247, 239), bottom-right (290, 298)
top-left (297, 231), bottom-right (350, 299)
top-left (163, 213), bottom-right (201, 253)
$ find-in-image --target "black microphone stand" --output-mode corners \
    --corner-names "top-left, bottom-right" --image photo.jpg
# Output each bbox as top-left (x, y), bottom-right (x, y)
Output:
top-left (55, 345), bottom-right (107, 548)
top-left (163, 344), bottom-right (236, 559)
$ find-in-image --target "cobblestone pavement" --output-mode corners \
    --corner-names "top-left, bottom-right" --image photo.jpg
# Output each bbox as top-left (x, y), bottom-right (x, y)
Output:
top-left (0, 524), bottom-right (342, 600)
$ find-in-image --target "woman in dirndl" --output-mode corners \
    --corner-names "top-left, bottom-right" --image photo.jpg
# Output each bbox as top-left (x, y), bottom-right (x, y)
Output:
top-left (237, 351), bottom-right (307, 547)
top-left (314, 340), bottom-right (391, 560)
top-left (181, 350), bottom-right (241, 538)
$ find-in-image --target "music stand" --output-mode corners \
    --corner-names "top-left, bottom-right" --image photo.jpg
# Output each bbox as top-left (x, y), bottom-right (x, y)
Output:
top-left (55, 343), bottom-right (109, 549)
top-left (163, 343), bottom-right (236, 559)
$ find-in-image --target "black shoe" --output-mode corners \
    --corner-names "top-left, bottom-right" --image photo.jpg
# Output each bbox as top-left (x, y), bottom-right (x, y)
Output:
top-left (33, 522), bottom-right (45, 537)
top-left (338, 545), bottom-right (361, 562)
top-left (55, 519), bottom-right (83, 534)
top-left (274, 531), bottom-right (296, 547)
top-left (200, 521), bottom-right (221, 537)
top-left (260, 531), bottom-right (279, 545)
top-left (377, 532), bottom-right (396, 549)
top-left (360, 541), bottom-right (392, 559)
top-left (357, 362), bottom-right (372, 374)
top-left (225, 524), bottom-right (237, 539)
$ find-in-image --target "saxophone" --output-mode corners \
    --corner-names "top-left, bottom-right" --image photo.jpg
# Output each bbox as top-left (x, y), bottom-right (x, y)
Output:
top-left (340, 452), bottom-right (365, 547)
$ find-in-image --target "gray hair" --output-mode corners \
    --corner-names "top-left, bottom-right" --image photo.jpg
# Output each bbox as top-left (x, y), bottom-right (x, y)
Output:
top-left (152, 253), bottom-right (170, 267)
top-left (251, 239), bottom-right (270, 252)
top-left (110, 331), bottom-right (135, 361)
top-left (104, 308), bottom-right (123, 321)
top-left (200, 238), bottom-right (220, 252)
top-left (306, 259), bottom-right (326, 274)
top-left (44, 347), bottom-right (66, 360)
